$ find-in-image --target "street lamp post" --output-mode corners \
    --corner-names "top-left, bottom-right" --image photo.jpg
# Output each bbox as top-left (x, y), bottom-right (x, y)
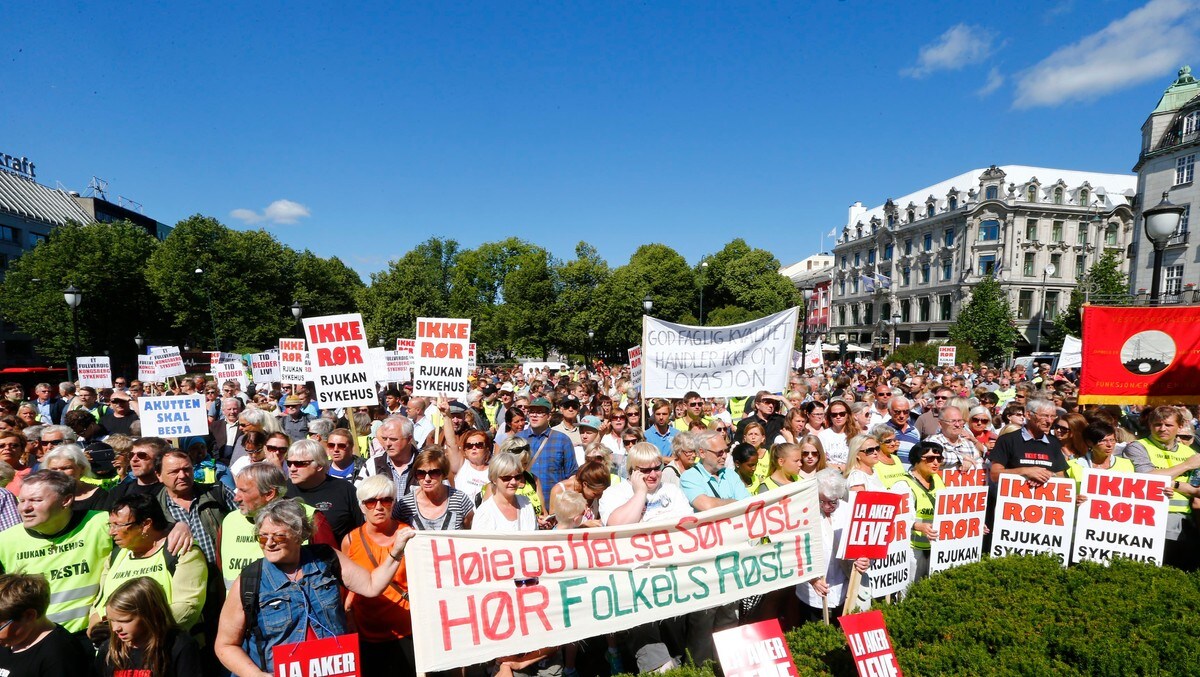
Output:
top-left (586, 329), bottom-right (594, 366)
top-left (640, 294), bottom-right (653, 432)
top-left (1143, 191), bottom-right (1186, 305)
top-left (799, 288), bottom-right (813, 371)
top-left (1035, 263), bottom-right (1056, 353)
top-left (63, 284), bottom-right (82, 383)
top-left (889, 312), bottom-right (901, 358)
top-left (699, 261), bottom-right (709, 325)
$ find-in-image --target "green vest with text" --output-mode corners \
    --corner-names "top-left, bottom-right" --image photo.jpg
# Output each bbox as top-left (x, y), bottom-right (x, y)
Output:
top-left (98, 546), bottom-right (195, 628)
top-left (898, 473), bottom-right (944, 551)
top-left (220, 502), bottom-right (317, 589)
top-left (1140, 437), bottom-right (1196, 514)
top-left (0, 511), bottom-right (110, 632)
top-left (874, 458), bottom-right (908, 489)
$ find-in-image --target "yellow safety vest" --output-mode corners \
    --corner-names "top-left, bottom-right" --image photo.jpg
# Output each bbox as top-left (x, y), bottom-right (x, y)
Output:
top-left (729, 398), bottom-right (750, 420)
top-left (1140, 437), bottom-right (1196, 514)
top-left (219, 502), bottom-right (317, 589)
top-left (898, 473), bottom-right (945, 551)
top-left (874, 458), bottom-right (908, 489)
top-left (1066, 456), bottom-right (1135, 493)
top-left (0, 511), bottom-right (111, 632)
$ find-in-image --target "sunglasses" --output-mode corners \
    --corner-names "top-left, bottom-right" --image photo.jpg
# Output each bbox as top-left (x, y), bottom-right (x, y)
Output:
top-left (414, 468), bottom-right (445, 479)
top-left (363, 497), bottom-right (395, 509)
top-left (636, 463), bottom-right (664, 474)
top-left (464, 441), bottom-right (488, 450)
top-left (498, 474), bottom-right (526, 483)
top-left (265, 444), bottom-right (289, 452)
top-left (1180, 435), bottom-right (1195, 441)
top-left (131, 451), bottom-right (154, 460)
top-left (934, 396), bottom-right (949, 401)
top-left (801, 451), bottom-right (820, 457)
top-left (920, 455), bottom-right (944, 463)
top-left (256, 533), bottom-right (291, 546)
top-left (971, 417), bottom-right (990, 424)
top-left (860, 446), bottom-right (880, 454)
top-left (830, 411), bottom-right (848, 418)
top-left (1053, 425), bottom-right (1070, 433)
top-left (875, 392), bottom-right (891, 397)
top-left (327, 442), bottom-right (350, 450)
top-left (623, 439), bottom-right (638, 447)
top-left (285, 460), bottom-right (314, 468)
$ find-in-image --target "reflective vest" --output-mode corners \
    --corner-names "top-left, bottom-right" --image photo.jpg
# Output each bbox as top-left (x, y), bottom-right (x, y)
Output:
top-left (220, 502), bottom-right (318, 589)
top-left (898, 473), bottom-right (944, 551)
top-left (97, 545), bottom-right (201, 630)
top-left (874, 458), bottom-right (908, 489)
top-left (729, 398), bottom-right (750, 420)
top-left (1140, 437), bottom-right (1196, 514)
top-left (0, 511), bottom-right (110, 632)
top-left (1066, 456), bottom-right (1134, 493)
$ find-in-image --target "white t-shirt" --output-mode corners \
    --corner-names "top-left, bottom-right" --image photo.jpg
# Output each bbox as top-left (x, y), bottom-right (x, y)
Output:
top-left (796, 501), bottom-right (852, 608)
top-left (598, 481), bottom-right (692, 525)
top-left (846, 469), bottom-right (886, 492)
top-left (453, 463), bottom-right (490, 499)
top-left (818, 428), bottom-right (849, 466)
top-left (471, 494), bottom-right (537, 532)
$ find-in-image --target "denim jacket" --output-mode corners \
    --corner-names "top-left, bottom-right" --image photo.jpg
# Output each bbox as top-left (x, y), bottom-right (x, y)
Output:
top-left (245, 545), bottom-right (347, 672)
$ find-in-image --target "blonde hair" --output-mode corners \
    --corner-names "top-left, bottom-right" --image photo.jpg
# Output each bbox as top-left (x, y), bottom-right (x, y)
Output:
top-left (554, 490), bottom-right (587, 524)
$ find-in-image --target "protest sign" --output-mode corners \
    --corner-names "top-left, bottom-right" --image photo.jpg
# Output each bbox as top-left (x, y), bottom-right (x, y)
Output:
top-left (1072, 468), bottom-right (1169, 566)
top-left (866, 490), bottom-right (913, 599)
top-left (250, 351), bottom-right (281, 384)
top-left (303, 313), bottom-right (376, 409)
top-left (272, 633), bottom-right (360, 677)
top-left (396, 338), bottom-right (415, 353)
top-left (138, 395), bottom-right (207, 438)
top-left (137, 355), bottom-right (158, 383)
top-left (929, 485), bottom-right (987, 575)
top-left (936, 346), bottom-right (956, 366)
top-left (991, 477), bottom-right (1076, 565)
top-left (368, 347), bottom-right (389, 385)
top-left (839, 491), bottom-right (904, 560)
top-left (1079, 305), bottom-right (1200, 404)
top-left (212, 361), bottom-right (249, 394)
top-left (468, 342), bottom-right (477, 369)
top-left (278, 339), bottom-right (308, 385)
top-left (77, 357), bottom-right (112, 388)
top-left (209, 351), bottom-right (240, 375)
top-left (385, 350), bottom-right (412, 383)
top-left (841, 610), bottom-right (903, 677)
top-left (804, 341), bottom-right (824, 370)
top-left (939, 469), bottom-right (987, 487)
top-left (714, 619), bottom-right (798, 677)
top-left (412, 317), bottom-right (471, 398)
top-left (642, 307), bottom-right (798, 398)
top-left (407, 482), bottom-right (824, 672)
top-left (628, 345), bottom-right (643, 392)
top-left (150, 346), bottom-right (186, 379)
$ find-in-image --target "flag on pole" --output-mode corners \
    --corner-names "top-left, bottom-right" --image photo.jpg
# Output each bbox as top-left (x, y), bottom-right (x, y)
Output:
top-left (877, 272), bottom-right (892, 289)
top-left (862, 274), bottom-right (876, 293)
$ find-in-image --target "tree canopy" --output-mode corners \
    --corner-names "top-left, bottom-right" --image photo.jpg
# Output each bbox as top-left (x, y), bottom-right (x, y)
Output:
top-left (948, 275), bottom-right (1022, 363)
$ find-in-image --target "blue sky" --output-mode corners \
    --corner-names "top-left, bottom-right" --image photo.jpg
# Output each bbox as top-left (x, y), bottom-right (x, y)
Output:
top-left (6, 0), bottom-right (1198, 279)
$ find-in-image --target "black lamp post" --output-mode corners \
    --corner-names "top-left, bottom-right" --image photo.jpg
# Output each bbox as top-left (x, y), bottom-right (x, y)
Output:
top-left (1143, 191), bottom-right (1186, 304)
top-left (586, 329), bottom-right (594, 365)
top-left (799, 288), bottom-right (813, 370)
top-left (63, 284), bottom-right (82, 383)
top-left (291, 300), bottom-right (304, 336)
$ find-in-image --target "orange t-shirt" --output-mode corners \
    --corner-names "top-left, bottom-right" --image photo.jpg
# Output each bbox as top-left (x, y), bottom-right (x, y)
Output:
top-left (344, 526), bottom-right (412, 641)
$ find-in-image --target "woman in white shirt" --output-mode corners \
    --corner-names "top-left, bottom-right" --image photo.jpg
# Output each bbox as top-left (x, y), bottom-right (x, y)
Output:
top-left (817, 399), bottom-right (857, 471)
top-left (470, 451), bottom-right (537, 532)
top-left (844, 434), bottom-right (886, 493)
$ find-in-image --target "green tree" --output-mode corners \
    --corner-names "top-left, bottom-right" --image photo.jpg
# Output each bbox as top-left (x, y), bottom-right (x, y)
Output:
top-left (948, 275), bottom-right (1021, 363)
top-left (503, 247), bottom-right (559, 360)
top-left (1048, 249), bottom-right (1129, 350)
top-left (0, 221), bottom-right (165, 367)
top-left (449, 238), bottom-right (553, 359)
top-left (554, 242), bottom-right (611, 359)
top-left (359, 238), bottom-right (458, 346)
top-left (289, 251), bottom-right (366, 328)
top-left (594, 244), bottom-right (695, 354)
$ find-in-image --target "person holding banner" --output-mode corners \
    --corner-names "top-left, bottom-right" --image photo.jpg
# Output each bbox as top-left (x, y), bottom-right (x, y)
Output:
top-left (989, 399), bottom-right (1068, 489)
top-left (897, 441), bottom-right (946, 582)
top-left (214, 499), bottom-right (416, 676)
top-left (1120, 405), bottom-right (1200, 570)
top-left (796, 469), bottom-right (869, 625)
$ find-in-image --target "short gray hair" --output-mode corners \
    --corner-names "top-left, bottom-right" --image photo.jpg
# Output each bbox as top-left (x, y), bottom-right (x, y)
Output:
top-left (43, 443), bottom-right (92, 477)
top-left (22, 425), bottom-right (43, 444)
top-left (237, 462), bottom-right (289, 499)
top-left (815, 468), bottom-right (847, 501)
top-left (379, 416), bottom-right (414, 440)
top-left (287, 439), bottom-right (329, 469)
top-left (671, 431), bottom-right (698, 455)
top-left (307, 418), bottom-right (334, 440)
top-left (41, 425), bottom-right (77, 443)
top-left (356, 474), bottom-right (395, 503)
top-left (888, 396), bottom-right (913, 413)
top-left (867, 424), bottom-right (896, 442)
top-left (488, 451), bottom-right (524, 484)
top-left (254, 499), bottom-right (313, 543)
top-left (1026, 398), bottom-right (1056, 416)
top-left (691, 429), bottom-right (722, 449)
top-left (240, 406), bottom-right (281, 434)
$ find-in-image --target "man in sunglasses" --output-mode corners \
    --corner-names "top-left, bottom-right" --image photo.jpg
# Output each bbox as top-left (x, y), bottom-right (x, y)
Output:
top-left (672, 391), bottom-right (712, 432)
top-left (868, 386), bottom-right (896, 428)
top-left (989, 398), bottom-right (1068, 488)
top-left (734, 390), bottom-right (785, 445)
top-left (916, 387), bottom-right (954, 440)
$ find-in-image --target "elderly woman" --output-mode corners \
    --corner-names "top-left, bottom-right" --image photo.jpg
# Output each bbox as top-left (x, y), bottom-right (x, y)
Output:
top-left (796, 469), bottom-right (869, 625)
top-left (548, 459), bottom-right (612, 528)
top-left (844, 434), bottom-right (885, 493)
top-left (967, 405), bottom-right (997, 463)
top-left (1067, 420), bottom-right (1135, 492)
top-left (471, 451), bottom-right (538, 531)
top-left (453, 429), bottom-right (493, 499)
top-left (394, 446), bottom-right (474, 531)
top-left (215, 499), bottom-right (415, 675)
top-left (867, 424), bottom-right (907, 489)
top-left (662, 432), bottom-right (698, 486)
top-left (896, 441), bottom-right (946, 583)
top-left (475, 437), bottom-right (546, 519)
top-left (14, 404), bottom-right (36, 429)
top-left (343, 475), bottom-right (417, 676)
top-left (42, 443), bottom-right (108, 513)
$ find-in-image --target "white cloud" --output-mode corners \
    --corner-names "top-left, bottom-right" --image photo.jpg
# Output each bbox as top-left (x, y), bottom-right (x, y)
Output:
top-left (902, 24), bottom-right (996, 78)
top-left (977, 67), bottom-right (1005, 96)
top-left (229, 199), bottom-right (312, 225)
top-left (1014, 0), bottom-right (1200, 109)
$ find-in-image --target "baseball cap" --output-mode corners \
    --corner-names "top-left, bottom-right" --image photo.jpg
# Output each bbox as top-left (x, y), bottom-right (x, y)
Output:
top-left (579, 415), bottom-right (603, 432)
top-left (527, 397), bottom-right (552, 412)
top-left (447, 401), bottom-right (469, 414)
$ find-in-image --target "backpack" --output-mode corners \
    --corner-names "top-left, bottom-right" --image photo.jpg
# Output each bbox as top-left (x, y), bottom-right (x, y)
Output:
top-left (239, 544), bottom-right (341, 661)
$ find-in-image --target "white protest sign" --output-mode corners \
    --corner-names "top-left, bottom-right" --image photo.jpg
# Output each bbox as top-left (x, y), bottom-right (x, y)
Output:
top-left (369, 347), bottom-right (389, 385)
top-left (628, 345), bottom-right (643, 392)
top-left (396, 338), bottom-right (415, 354)
top-left (137, 355), bottom-right (158, 383)
top-left (468, 343), bottom-right (477, 369)
top-left (991, 476), bottom-right (1076, 565)
top-left (138, 395), bottom-right (207, 438)
top-left (212, 361), bottom-right (249, 394)
top-left (250, 351), bottom-right (282, 384)
top-left (278, 339), bottom-right (308, 385)
top-left (385, 351), bottom-right (412, 383)
top-left (412, 317), bottom-right (471, 398)
top-left (866, 489), bottom-right (914, 598)
top-left (150, 346), bottom-right (187, 379)
top-left (937, 346), bottom-right (956, 366)
top-left (77, 357), bottom-right (112, 388)
top-left (303, 313), bottom-right (376, 409)
top-left (209, 352), bottom-right (240, 375)
top-left (804, 341), bottom-right (824, 370)
top-left (1072, 468), bottom-right (1170, 566)
top-left (929, 485), bottom-right (987, 575)
top-left (407, 482), bottom-right (824, 672)
top-left (642, 307), bottom-right (798, 397)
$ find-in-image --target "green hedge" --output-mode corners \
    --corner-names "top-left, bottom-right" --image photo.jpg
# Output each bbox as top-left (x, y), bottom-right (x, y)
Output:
top-left (641, 555), bottom-right (1200, 676)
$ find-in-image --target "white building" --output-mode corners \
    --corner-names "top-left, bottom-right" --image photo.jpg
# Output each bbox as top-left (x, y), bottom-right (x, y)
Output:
top-left (829, 165), bottom-right (1137, 354)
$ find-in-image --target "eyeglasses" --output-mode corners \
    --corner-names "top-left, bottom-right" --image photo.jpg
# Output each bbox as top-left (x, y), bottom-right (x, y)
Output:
top-left (860, 446), bottom-right (880, 454)
top-left (131, 451), bottom-right (154, 460)
top-left (256, 533), bottom-right (291, 546)
top-left (934, 396), bottom-right (949, 401)
top-left (920, 455), bottom-right (944, 463)
top-left (327, 442), bottom-right (350, 450)
top-left (414, 468), bottom-right (445, 479)
top-left (265, 444), bottom-right (289, 452)
top-left (498, 474), bottom-right (525, 483)
top-left (363, 497), bottom-right (396, 509)
top-left (636, 463), bottom-right (664, 474)
top-left (464, 441), bottom-right (488, 450)
top-left (708, 447), bottom-right (730, 458)
top-left (108, 520), bottom-right (140, 530)
top-left (623, 439), bottom-right (638, 447)
top-left (971, 417), bottom-right (990, 424)
top-left (801, 451), bottom-right (820, 458)
top-left (285, 459), bottom-right (314, 468)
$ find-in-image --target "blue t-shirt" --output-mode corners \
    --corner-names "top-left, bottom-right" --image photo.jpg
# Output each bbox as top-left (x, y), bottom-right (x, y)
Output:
top-left (680, 463), bottom-right (750, 509)
top-left (645, 425), bottom-right (679, 457)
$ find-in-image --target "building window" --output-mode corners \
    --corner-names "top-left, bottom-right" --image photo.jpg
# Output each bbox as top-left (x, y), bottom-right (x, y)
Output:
top-left (944, 229), bottom-right (955, 247)
top-left (839, 280), bottom-right (846, 296)
top-left (940, 295), bottom-right (953, 321)
top-left (919, 298), bottom-right (930, 322)
top-left (883, 243), bottom-right (894, 261)
top-left (1079, 189), bottom-right (1089, 206)
top-left (1165, 265), bottom-right (1185, 295)
top-left (1177, 154), bottom-right (1195, 185)
top-left (1045, 291), bottom-right (1060, 320)
top-left (1105, 223), bottom-right (1119, 247)
top-left (904, 239), bottom-right (912, 255)
top-left (1172, 205), bottom-right (1190, 244)
top-left (868, 248), bottom-right (876, 264)
top-left (1018, 290), bottom-right (1034, 319)
top-left (948, 196), bottom-right (958, 210)
top-left (985, 186), bottom-right (998, 200)
top-left (839, 306), bottom-right (846, 325)
top-left (887, 214), bottom-right (896, 227)
top-left (1077, 224), bottom-right (1088, 245)
top-left (920, 264), bottom-right (930, 284)
top-left (1025, 219), bottom-right (1038, 240)
top-left (852, 277), bottom-right (859, 294)
top-left (923, 233), bottom-right (933, 251)
top-left (1023, 253), bottom-right (1035, 277)
top-left (902, 267), bottom-right (911, 286)
top-left (0, 226), bottom-right (17, 242)
top-left (854, 252), bottom-right (861, 266)
top-left (841, 256), bottom-right (847, 268)
top-left (1054, 187), bottom-right (1064, 204)
top-left (865, 304), bottom-right (874, 325)
top-left (942, 261), bottom-right (953, 281)
top-left (1027, 185), bottom-right (1037, 202)
top-left (1052, 221), bottom-right (1064, 241)
top-left (27, 232), bottom-right (47, 247)
top-left (979, 254), bottom-right (997, 276)
top-left (1185, 111), bottom-right (1200, 136)
top-left (901, 299), bottom-right (911, 322)
top-left (979, 219), bottom-right (1000, 241)
top-left (1050, 253), bottom-right (1062, 277)
top-left (852, 306), bottom-right (860, 325)
top-left (927, 204), bottom-right (935, 218)
top-left (1075, 254), bottom-right (1086, 279)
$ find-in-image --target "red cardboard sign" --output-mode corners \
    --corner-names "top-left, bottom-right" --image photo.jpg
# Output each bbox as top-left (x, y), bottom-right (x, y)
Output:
top-left (841, 610), bottom-right (902, 677)
top-left (272, 633), bottom-right (360, 677)
top-left (842, 491), bottom-right (903, 560)
top-left (713, 619), bottom-right (798, 677)
top-left (1080, 305), bottom-right (1200, 404)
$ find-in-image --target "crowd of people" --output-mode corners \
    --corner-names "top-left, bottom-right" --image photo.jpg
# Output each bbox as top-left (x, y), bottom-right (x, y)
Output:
top-left (0, 356), bottom-right (1192, 676)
